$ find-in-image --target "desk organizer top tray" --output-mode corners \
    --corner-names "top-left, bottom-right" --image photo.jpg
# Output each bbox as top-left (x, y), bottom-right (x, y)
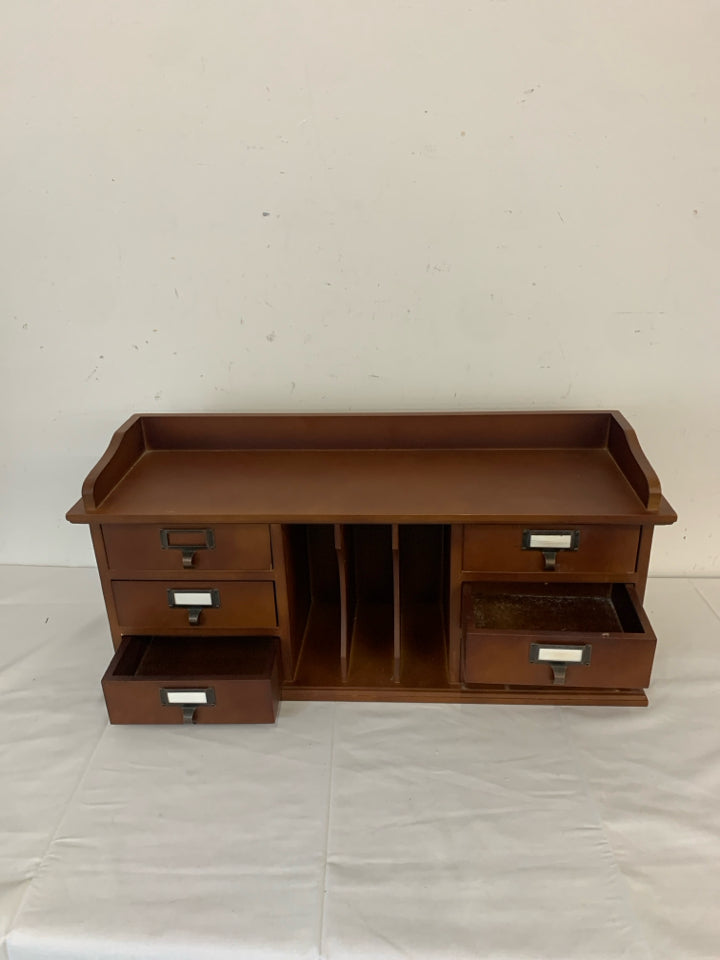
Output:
top-left (67, 411), bottom-right (675, 526)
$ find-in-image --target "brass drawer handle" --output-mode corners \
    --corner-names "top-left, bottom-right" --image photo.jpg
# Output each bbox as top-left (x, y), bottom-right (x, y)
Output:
top-left (522, 530), bottom-right (580, 571)
top-left (160, 687), bottom-right (217, 723)
top-left (529, 643), bottom-right (592, 685)
top-left (167, 588), bottom-right (221, 625)
top-left (160, 529), bottom-right (216, 568)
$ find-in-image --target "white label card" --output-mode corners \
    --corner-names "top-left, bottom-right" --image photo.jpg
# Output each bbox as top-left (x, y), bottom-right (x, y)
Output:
top-left (165, 690), bottom-right (209, 705)
top-left (536, 647), bottom-right (585, 663)
top-left (170, 591), bottom-right (214, 606)
top-left (528, 533), bottom-right (574, 550)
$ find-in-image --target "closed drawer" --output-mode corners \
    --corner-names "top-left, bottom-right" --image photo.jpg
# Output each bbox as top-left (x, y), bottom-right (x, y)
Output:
top-left (102, 635), bottom-right (280, 723)
top-left (462, 524), bottom-right (640, 575)
top-left (462, 582), bottom-right (656, 689)
top-left (111, 580), bottom-right (278, 631)
top-left (102, 523), bottom-right (272, 572)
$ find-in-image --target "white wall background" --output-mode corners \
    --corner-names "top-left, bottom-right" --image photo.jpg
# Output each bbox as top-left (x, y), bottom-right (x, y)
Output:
top-left (1, 0), bottom-right (718, 573)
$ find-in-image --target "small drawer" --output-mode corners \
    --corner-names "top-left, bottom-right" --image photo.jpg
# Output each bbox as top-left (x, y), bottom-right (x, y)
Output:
top-left (102, 635), bottom-right (280, 723)
top-left (462, 524), bottom-right (640, 575)
top-left (111, 580), bottom-right (278, 631)
top-left (462, 582), bottom-right (656, 689)
top-left (102, 524), bottom-right (273, 572)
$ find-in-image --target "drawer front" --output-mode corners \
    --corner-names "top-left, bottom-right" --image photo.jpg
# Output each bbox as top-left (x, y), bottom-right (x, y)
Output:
top-left (464, 632), bottom-right (655, 689)
top-left (103, 524), bottom-right (273, 572)
top-left (462, 524), bottom-right (640, 575)
top-left (111, 580), bottom-right (278, 631)
top-left (102, 636), bottom-right (280, 724)
top-left (462, 582), bottom-right (656, 689)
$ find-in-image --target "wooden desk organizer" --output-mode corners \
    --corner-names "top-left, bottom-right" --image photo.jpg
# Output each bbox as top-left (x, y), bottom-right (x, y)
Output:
top-left (67, 411), bottom-right (676, 722)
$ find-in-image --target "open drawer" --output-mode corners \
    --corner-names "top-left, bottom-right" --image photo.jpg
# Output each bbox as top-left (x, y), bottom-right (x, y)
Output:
top-left (462, 582), bottom-right (656, 690)
top-left (102, 635), bottom-right (280, 724)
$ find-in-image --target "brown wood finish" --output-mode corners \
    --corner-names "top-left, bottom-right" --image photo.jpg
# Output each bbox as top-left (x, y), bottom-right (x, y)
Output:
top-left (335, 524), bottom-right (352, 681)
top-left (103, 636), bottom-right (280, 723)
top-left (281, 683), bottom-right (648, 707)
top-left (90, 522), bottom-right (124, 650)
top-left (81, 415), bottom-right (145, 509)
top-left (102, 523), bottom-right (273, 572)
top-left (279, 524), bottom-right (312, 682)
top-left (111, 580), bottom-right (278, 632)
top-left (139, 411), bottom-right (613, 453)
top-left (607, 412), bottom-right (662, 510)
top-left (392, 524), bottom-right (401, 683)
top-left (462, 524), bottom-right (641, 575)
top-left (634, 525), bottom-right (655, 602)
top-left (398, 601), bottom-right (447, 688)
top-left (69, 448), bottom-right (671, 524)
top-left (462, 582), bottom-right (656, 689)
top-left (447, 524), bottom-right (465, 685)
top-left (67, 412), bottom-right (676, 721)
top-left (67, 412), bottom-right (677, 525)
top-left (268, 524), bottom-right (293, 681)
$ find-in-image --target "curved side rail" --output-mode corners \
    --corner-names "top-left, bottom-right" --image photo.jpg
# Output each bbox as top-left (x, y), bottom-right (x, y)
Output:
top-left (81, 414), bottom-right (146, 510)
top-left (607, 412), bottom-right (661, 511)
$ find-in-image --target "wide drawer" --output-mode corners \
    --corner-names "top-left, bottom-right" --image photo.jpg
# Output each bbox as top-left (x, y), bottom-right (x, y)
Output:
top-left (111, 580), bottom-right (278, 631)
top-left (462, 524), bottom-right (640, 575)
top-left (102, 523), bottom-right (273, 572)
top-left (102, 635), bottom-right (280, 723)
top-left (462, 582), bottom-right (656, 689)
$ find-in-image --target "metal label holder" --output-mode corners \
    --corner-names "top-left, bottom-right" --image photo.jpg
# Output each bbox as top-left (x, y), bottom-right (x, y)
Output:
top-left (167, 587), bottom-right (221, 625)
top-left (160, 687), bottom-right (217, 724)
top-left (529, 643), bottom-right (592, 685)
top-left (160, 528), bottom-right (216, 568)
top-left (522, 529), bottom-right (581, 571)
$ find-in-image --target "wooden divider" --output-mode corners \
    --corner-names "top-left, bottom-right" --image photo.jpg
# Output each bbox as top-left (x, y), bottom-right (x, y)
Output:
top-left (330, 523), bottom-right (447, 688)
top-left (392, 524), bottom-right (400, 683)
top-left (335, 524), bottom-right (351, 681)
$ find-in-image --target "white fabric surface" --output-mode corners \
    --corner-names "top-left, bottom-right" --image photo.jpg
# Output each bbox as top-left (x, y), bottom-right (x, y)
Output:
top-left (1, 568), bottom-right (719, 960)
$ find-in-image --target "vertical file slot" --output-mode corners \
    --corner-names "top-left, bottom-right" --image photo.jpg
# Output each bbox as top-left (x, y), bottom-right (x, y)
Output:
top-left (397, 525), bottom-right (449, 687)
top-left (291, 525), bottom-right (342, 688)
top-left (346, 525), bottom-right (394, 686)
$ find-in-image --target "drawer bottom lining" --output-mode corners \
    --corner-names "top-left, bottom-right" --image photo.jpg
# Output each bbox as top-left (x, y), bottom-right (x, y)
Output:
top-left (117, 636), bottom-right (277, 679)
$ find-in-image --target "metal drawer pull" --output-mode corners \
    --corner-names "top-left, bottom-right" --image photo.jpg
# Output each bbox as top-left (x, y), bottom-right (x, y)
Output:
top-left (161, 687), bottom-right (216, 724)
top-left (160, 529), bottom-right (216, 568)
top-left (522, 530), bottom-right (580, 571)
top-left (167, 588), bottom-right (220, 625)
top-left (529, 643), bottom-right (591, 685)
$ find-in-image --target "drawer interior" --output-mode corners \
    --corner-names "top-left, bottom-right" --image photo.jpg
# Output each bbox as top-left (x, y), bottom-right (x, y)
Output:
top-left (113, 635), bottom-right (278, 679)
top-left (466, 582), bottom-right (644, 634)
top-left (103, 635), bottom-right (281, 724)
top-left (462, 581), bottom-right (655, 692)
